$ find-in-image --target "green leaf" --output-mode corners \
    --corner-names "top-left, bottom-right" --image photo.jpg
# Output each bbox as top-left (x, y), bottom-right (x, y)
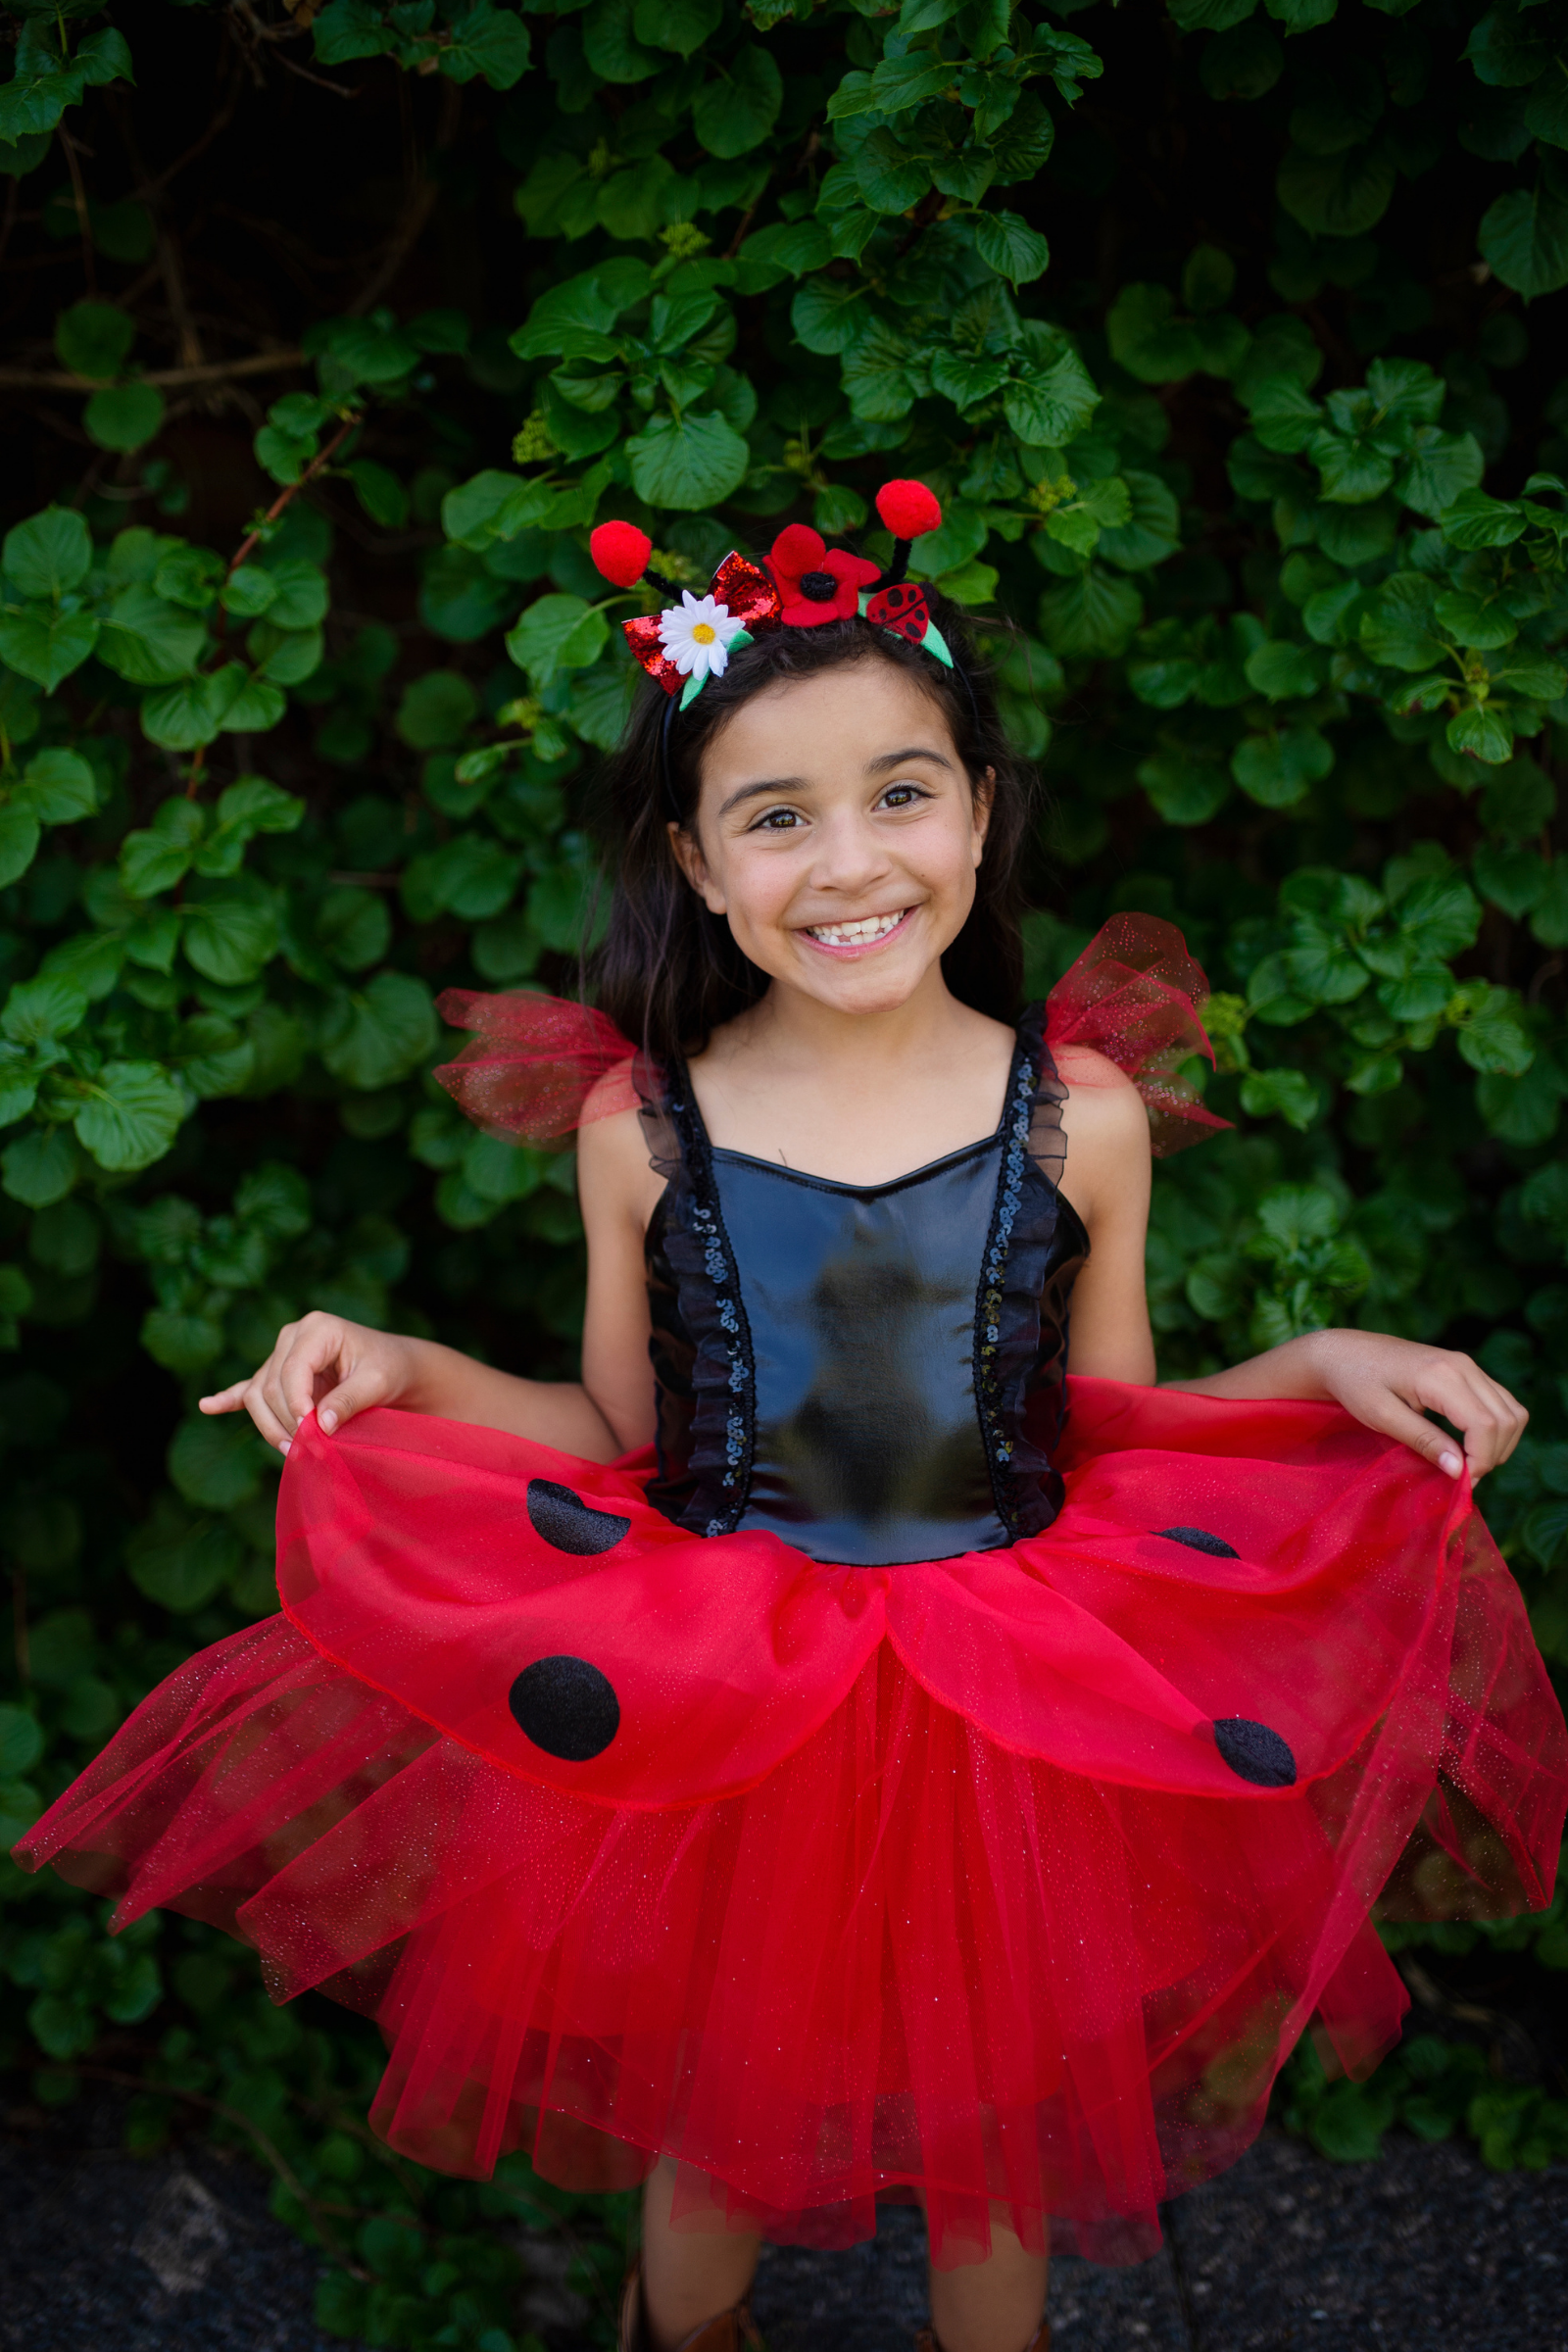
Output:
top-left (126, 1501), bottom-right (241, 1612)
top-left (1003, 342), bottom-right (1100, 446)
top-left (869, 52), bottom-right (956, 114)
top-left (855, 127), bottom-right (931, 214)
top-left (182, 879), bottom-right (282, 984)
top-left (1137, 748), bottom-right (1232, 826)
top-left (0, 607), bottom-right (100, 693)
top-left (505, 593), bottom-right (612, 687)
top-left (317, 886), bottom-right (391, 972)
top-left (345, 459), bottom-right (410, 528)
top-left (169, 1413), bottom-right (267, 1510)
top-left (74, 1060), bottom-right (187, 1171)
top-left (972, 211), bottom-right (1051, 286)
top-left (1440, 487), bottom-right (1528, 550)
top-left (1106, 284), bottom-right (1203, 384)
top-left (1097, 470), bottom-right (1181, 569)
top-left (54, 300), bottom-right (134, 380)
top-left (635, 0), bottom-right (721, 55)
top-left (440, 3), bottom-right (532, 86)
top-left (1183, 243), bottom-right (1236, 314)
top-left (15, 747), bottom-right (94, 825)
top-left (313, 0), bottom-right (396, 65)
top-left (1039, 567), bottom-right (1143, 659)
top-left (0, 805), bottom-right (40, 888)
top-left (1239, 1067), bottom-right (1320, 1129)
top-left (1232, 725), bottom-right (1334, 806)
top-left (396, 669), bottom-right (478, 749)
top-left (1244, 639), bottom-right (1326, 699)
top-left (97, 586), bottom-right (206, 685)
top-left (1397, 428), bottom-right (1485, 520)
top-left (0, 1704), bottom-right (42, 1777)
top-left (3, 974), bottom-right (88, 1045)
top-left (319, 971), bottom-right (438, 1089)
top-left (1, 1126), bottom-right (78, 1208)
top-left (1447, 703), bottom-right (1515, 764)
top-left (1200, 20), bottom-right (1284, 100)
top-left (841, 322), bottom-right (920, 422)
top-left (694, 44), bottom-right (783, 157)
top-left (1479, 155), bottom-right (1568, 299)
top-left (83, 381), bottom-right (166, 453)
top-left (1277, 139), bottom-right (1396, 238)
top-left (624, 410), bottom-right (749, 509)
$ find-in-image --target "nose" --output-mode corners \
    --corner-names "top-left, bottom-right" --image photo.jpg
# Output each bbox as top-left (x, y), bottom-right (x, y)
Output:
top-left (806, 804), bottom-right (894, 897)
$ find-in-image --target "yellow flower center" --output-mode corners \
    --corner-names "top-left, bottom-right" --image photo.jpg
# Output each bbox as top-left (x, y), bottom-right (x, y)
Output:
top-left (692, 621), bottom-right (716, 644)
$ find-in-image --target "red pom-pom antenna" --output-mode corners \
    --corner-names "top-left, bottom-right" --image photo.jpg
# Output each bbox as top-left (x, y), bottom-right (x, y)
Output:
top-left (590, 520), bottom-right (653, 589)
top-left (875, 480), bottom-right (942, 540)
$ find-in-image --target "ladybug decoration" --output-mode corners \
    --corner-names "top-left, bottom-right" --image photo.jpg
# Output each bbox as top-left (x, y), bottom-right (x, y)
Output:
top-left (588, 479), bottom-right (956, 703)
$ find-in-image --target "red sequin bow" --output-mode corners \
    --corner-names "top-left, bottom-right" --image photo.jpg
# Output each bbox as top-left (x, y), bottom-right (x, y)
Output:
top-left (621, 552), bottom-right (781, 694)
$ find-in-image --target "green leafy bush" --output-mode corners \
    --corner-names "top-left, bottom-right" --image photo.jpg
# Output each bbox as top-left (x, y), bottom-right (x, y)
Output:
top-left (3, 0), bottom-right (1568, 2333)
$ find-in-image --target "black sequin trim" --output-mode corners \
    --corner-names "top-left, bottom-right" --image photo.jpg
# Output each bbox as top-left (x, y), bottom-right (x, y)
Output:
top-left (665, 1072), bottom-right (758, 1538)
top-left (1158, 1526), bottom-right (1240, 1558)
top-left (970, 1009), bottom-right (1074, 1542)
top-left (1213, 1716), bottom-right (1297, 1788)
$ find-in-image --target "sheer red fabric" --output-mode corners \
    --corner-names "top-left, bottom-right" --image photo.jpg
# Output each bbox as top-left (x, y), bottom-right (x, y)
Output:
top-left (432, 914), bottom-right (1225, 1153)
top-left (18, 1388), bottom-right (1565, 2266)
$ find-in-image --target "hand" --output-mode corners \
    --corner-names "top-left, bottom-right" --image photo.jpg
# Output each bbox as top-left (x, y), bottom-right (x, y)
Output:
top-left (1305, 1329), bottom-right (1527, 1483)
top-left (198, 1312), bottom-right (420, 1453)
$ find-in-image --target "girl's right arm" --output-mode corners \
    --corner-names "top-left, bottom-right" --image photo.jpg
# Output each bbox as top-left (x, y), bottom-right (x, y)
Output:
top-left (200, 1102), bottom-right (662, 1460)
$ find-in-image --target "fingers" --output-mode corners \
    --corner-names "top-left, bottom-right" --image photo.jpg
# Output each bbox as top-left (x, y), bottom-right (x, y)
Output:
top-left (275, 1312), bottom-right (349, 1432)
top-left (1348, 1387), bottom-right (1468, 1478)
top-left (1410, 1352), bottom-right (1528, 1481)
top-left (198, 1380), bottom-right (250, 1414)
top-left (315, 1372), bottom-right (381, 1435)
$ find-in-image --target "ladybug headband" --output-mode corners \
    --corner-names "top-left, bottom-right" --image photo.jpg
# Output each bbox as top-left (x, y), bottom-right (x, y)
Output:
top-left (589, 480), bottom-right (954, 713)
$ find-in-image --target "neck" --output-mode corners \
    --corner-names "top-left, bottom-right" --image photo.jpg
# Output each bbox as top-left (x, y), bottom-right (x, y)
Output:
top-left (729, 961), bottom-right (981, 1076)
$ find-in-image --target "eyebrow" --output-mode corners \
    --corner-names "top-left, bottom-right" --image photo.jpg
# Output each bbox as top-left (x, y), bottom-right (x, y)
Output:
top-left (714, 745), bottom-right (956, 820)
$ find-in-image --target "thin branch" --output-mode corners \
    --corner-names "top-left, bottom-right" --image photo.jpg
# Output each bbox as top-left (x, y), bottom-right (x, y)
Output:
top-left (144, 64), bottom-right (244, 197)
top-left (0, 349), bottom-right (306, 391)
top-left (275, 50), bottom-right (361, 96)
top-left (347, 76), bottom-right (461, 317)
top-left (226, 413), bottom-right (358, 576)
top-left (58, 126), bottom-right (96, 296)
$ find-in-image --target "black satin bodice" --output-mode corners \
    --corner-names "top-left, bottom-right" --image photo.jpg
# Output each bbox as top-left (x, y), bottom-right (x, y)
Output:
top-left (643, 1012), bottom-right (1089, 1567)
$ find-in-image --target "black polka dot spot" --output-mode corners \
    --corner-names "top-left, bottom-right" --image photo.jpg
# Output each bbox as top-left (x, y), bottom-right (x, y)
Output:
top-left (526, 1478), bottom-right (631, 1556)
top-left (1213, 1717), bottom-right (1297, 1788)
top-left (510, 1656), bottom-right (621, 1761)
top-left (1157, 1526), bottom-right (1239, 1558)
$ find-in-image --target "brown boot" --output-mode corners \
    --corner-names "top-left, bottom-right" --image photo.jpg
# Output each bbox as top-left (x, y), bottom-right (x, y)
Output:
top-left (618, 2256), bottom-right (764, 2352)
top-left (916, 2329), bottom-right (1050, 2352)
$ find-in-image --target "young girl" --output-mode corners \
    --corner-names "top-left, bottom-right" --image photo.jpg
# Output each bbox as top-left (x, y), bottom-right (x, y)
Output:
top-left (20, 487), bottom-right (1566, 2352)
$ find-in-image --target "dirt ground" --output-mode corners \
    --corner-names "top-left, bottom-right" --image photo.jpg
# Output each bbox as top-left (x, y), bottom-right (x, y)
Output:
top-left (0, 2103), bottom-right (1563, 2352)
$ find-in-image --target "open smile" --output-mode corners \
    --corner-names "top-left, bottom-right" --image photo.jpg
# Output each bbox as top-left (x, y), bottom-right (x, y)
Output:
top-left (800, 907), bottom-right (914, 957)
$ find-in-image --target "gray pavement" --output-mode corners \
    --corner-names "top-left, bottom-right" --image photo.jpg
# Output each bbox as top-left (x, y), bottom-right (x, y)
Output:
top-left (0, 2115), bottom-right (1563, 2350)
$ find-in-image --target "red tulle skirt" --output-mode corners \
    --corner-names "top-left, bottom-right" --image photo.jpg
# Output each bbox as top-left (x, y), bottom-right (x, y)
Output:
top-left (17, 1381), bottom-right (1566, 2266)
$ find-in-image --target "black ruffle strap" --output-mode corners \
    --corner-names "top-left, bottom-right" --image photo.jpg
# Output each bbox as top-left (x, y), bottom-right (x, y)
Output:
top-left (654, 1070), bottom-right (757, 1538)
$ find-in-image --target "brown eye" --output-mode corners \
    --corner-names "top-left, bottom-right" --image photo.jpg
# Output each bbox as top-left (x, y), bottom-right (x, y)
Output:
top-left (881, 783), bottom-right (924, 808)
top-left (756, 808), bottom-right (801, 831)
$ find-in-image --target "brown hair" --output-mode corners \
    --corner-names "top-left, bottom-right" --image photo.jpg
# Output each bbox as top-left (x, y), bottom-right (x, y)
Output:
top-left (588, 601), bottom-right (1034, 1064)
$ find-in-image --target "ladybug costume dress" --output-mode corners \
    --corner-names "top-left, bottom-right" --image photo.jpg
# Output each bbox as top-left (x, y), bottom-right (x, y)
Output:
top-left (18, 919), bottom-right (1566, 2269)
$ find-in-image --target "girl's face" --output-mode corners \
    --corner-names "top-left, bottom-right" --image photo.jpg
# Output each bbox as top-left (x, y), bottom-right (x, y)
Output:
top-left (672, 660), bottom-right (992, 1018)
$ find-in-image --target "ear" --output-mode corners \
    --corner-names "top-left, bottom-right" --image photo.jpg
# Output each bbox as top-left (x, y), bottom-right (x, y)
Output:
top-left (971, 766), bottom-right (996, 866)
top-left (666, 817), bottom-right (727, 914)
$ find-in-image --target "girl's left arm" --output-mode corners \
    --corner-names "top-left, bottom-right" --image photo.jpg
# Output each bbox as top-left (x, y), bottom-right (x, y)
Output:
top-left (1166, 1332), bottom-right (1527, 1483)
top-left (1055, 1059), bottom-right (1526, 1482)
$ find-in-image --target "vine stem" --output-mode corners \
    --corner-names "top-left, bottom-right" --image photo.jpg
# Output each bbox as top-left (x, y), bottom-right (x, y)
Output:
top-left (225, 413), bottom-right (358, 582)
top-left (66, 2062), bottom-right (369, 2278)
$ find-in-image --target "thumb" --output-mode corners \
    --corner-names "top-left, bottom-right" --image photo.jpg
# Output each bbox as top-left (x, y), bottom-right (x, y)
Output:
top-left (314, 1367), bottom-right (389, 1437)
top-left (1359, 1390), bottom-right (1465, 1479)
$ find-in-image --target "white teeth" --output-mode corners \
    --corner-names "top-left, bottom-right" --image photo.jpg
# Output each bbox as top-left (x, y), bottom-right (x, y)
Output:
top-left (807, 910), bottom-right (906, 947)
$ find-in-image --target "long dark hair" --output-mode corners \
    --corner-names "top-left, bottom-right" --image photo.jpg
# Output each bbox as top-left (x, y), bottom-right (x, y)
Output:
top-left (588, 599), bottom-right (1035, 1063)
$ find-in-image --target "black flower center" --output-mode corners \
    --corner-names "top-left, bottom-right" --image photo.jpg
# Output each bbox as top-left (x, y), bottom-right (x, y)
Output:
top-left (799, 570), bottom-right (839, 601)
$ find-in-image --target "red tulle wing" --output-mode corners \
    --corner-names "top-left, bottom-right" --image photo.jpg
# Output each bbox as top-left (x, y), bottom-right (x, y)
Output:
top-left (1045, 914), bottom-right (1229, 1155)
top-left (433, 991), bottom-right (645, 1144)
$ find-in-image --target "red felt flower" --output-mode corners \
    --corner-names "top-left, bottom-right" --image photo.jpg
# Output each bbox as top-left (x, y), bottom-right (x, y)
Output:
top-left (875, 480), bottom-right (943, 541)
top-left (590, 520), bottom-right (653, 589)
top-left (766, 524), bottom-right (880, 628)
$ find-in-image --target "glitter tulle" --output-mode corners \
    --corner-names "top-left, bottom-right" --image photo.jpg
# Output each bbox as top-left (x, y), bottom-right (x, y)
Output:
top-left (18, 1382), bottom-right (1564, 2267)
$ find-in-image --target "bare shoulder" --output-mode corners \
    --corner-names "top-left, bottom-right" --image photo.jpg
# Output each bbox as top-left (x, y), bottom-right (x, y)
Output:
top-left (576, 1097), bottom-right (659, 1226)
top-left (1055, 1053), bottom-right (1150, 1228)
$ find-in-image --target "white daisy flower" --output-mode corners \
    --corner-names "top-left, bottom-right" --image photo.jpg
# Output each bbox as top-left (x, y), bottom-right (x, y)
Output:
top-left (657, 591), bottom-right (745, 681)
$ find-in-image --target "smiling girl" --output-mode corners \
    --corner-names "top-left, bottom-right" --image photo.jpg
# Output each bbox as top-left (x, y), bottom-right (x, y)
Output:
top-left (19, 486), bottom-right (1566, 2352)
